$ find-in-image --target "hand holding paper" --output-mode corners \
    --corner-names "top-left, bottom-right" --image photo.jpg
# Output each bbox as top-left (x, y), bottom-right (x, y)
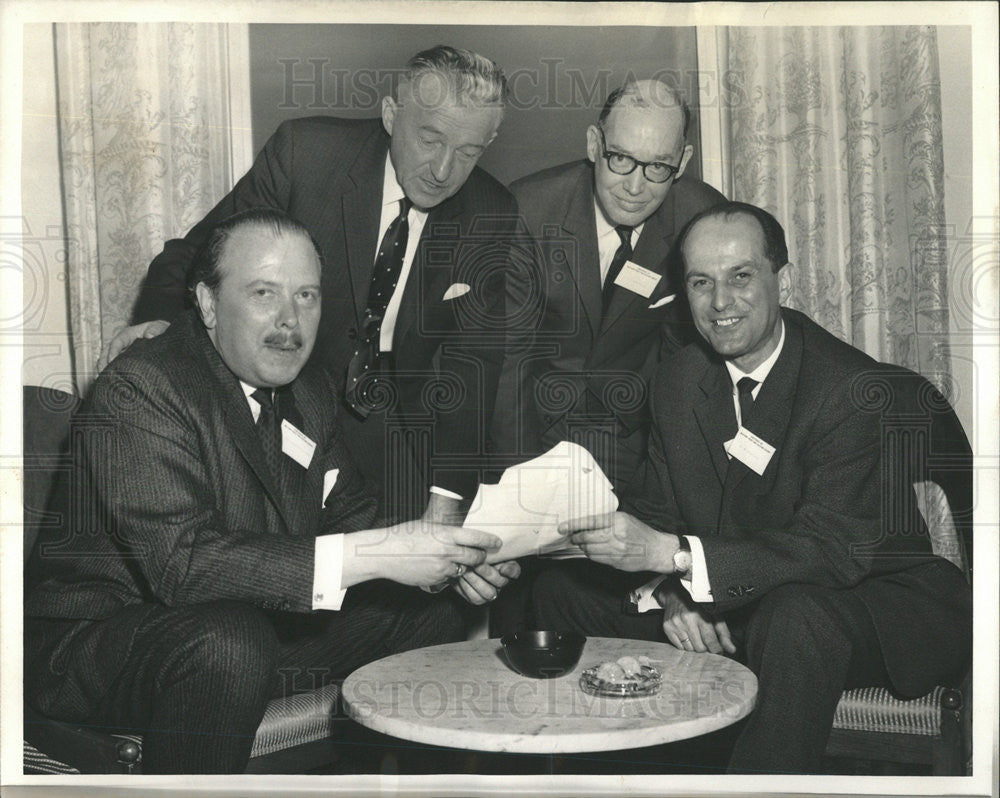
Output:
top-left (463, 441), bottom-right (618, 563)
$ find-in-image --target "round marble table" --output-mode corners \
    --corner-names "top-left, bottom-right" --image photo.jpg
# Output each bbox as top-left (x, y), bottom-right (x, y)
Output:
top-left (341, 637), bottom-right (757, 754)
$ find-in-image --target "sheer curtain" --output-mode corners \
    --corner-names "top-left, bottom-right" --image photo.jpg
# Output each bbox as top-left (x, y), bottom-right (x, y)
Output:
top-left (55, 22), bottom-right (251, 394)
top-left (699, 26), bottom-right (952, 387)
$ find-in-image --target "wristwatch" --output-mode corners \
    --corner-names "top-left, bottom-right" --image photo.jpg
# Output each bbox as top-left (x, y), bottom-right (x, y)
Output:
top-left (672, 535), bottom-right (692, 578)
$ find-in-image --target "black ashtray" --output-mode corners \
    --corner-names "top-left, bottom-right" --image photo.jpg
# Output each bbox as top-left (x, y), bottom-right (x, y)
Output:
top-left (500, 630), bottom-right (586, 678)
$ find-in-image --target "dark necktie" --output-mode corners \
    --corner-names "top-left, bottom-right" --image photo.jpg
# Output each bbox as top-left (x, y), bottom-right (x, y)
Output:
top-left (251, 388), bottom-right (283, 479)
top-left (602, 225), bottom-right (634, 313)
top-left (737, 376), bottom-right (759, 429)
top-left (345, 197), bottom-right (412, 416)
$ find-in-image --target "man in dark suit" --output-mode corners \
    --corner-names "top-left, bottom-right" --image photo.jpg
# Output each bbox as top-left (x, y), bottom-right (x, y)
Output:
top-left (494, 78), bottom-right (725, 491)
top-left (532, 202), bottom-right (972, 773)
top-left (101, 46), bottom-right (519, 565)
top-left (25, 210), bottom-right (504, 774)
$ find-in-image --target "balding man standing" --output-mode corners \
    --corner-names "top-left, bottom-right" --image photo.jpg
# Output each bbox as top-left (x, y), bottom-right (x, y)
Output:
top-left (489, 79), bottom-right (724, 634)
top-left (495, 79), bottom-right (724, 492)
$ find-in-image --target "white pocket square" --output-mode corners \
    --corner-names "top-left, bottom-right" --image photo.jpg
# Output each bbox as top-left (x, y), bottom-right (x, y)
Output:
top-left (648, 294), bottom-right (676, 309)
top-left (443, 283), bottom-right (471, 301)
top-left (322, 469), bottom-right (340, 505)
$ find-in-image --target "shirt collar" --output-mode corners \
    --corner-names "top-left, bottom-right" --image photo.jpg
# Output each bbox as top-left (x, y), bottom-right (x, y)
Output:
top-left (724, 317), bottom-right (786, 388)
top-left (593, 198), bottom-right (644, 245)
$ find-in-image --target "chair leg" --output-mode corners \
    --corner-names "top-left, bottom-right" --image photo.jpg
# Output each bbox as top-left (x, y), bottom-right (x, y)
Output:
top-left (933, 688), bottom-right (965, 776)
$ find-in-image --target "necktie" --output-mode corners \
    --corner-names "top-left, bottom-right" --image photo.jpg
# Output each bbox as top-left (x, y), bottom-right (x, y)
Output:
top-left (601, 225), bottom-right (634, 312)
top-left (736, 376), bottom-right (759, 429)
top-left (345, 197), bottom-right (412, 416)
top-left (251, 388), bottom-right (283, 479)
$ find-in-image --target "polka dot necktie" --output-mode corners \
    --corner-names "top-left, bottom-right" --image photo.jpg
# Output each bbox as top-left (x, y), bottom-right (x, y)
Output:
top-left (345, 197), bottom-right (412, 416)
top-left (601, 225), bottom-right (634, 313)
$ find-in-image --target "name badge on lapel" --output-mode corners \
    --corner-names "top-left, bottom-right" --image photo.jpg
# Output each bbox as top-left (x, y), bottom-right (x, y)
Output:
top-left (724, 427), bottom-right (775, 476)
top-left (281, 419), bottom-right (316, 469)
top-left (613, 260), bottom-right (661, 298)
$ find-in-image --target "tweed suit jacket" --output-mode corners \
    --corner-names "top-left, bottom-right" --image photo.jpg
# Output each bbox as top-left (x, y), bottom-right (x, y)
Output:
top-left (134, 117), bottom-right (519, 498)
top-left (495, 160), bottom-right (724, 488)
top-left (25, 310), bottom-right (376, 622)
top-left (625, 308), bottom-right (972, 696)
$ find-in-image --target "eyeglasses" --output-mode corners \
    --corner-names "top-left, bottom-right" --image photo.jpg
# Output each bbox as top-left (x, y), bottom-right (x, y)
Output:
top-left (596, 127), bottom-right (680, 184)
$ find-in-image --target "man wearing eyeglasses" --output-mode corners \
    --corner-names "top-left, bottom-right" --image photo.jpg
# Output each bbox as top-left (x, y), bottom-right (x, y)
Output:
top-left (494, 78), bottom-right (724, 492)
top-left (488, 79), bottom-right (724, 636)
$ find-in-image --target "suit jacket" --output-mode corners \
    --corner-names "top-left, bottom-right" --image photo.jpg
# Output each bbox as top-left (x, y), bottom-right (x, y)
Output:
top-left (25, 310), bottom-right (376, 622)
top-left (495, 160), bottom-right (724, 488)
top-left (134, 117), bottom-right (519, 499)
top-left (626, 308), bottom-right (972, 696)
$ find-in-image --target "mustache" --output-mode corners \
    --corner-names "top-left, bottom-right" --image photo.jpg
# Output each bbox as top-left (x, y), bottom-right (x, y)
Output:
top-left (263, 331), bottom-right (304, 349)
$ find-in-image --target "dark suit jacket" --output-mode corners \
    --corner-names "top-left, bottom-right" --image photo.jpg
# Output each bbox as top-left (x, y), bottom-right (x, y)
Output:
top-left (134, 117), bottom-right (519, 498)
top-left (25, 310), bottom-right (376, 622)
top-left (626, 308), bottom-right (972, 696)
top-left (495, 160), bottom-right (724, 488)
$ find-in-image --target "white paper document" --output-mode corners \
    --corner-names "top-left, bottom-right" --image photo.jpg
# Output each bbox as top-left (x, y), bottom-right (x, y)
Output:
top-left (463, 441), bottom-right (618, 563)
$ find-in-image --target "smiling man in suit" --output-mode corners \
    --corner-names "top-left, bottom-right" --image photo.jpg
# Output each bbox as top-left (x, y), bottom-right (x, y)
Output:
top-left (101, 47), bottom-right (518, 573)
top-left (532, 202), bottom-right (972, 773)
top-left (494, 78), bottom-right (724, 492)
top-left (24, 210), bottom-right (505, 774)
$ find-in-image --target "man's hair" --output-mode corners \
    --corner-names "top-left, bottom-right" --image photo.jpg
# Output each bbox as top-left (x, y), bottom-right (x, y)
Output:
top-left (187, 208), bottom-right (321, 304)
top-left (674, 201), bottom-right (790, 280)
top-left (400, 44), bottom-right (508, 107)
top-left (598, 79), bottom-right (691, 140)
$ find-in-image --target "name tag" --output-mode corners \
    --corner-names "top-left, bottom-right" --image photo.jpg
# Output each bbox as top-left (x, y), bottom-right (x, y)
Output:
top-left (613, 260), bottom-right (661, 298)
top-left (724, 427), bottom-right (775, 476)
top-left (281, 419), bottom-right (316, 469)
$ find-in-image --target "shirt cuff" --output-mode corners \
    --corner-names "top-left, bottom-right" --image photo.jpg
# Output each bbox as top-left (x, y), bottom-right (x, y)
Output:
top-left (429, 485), bottom-right (463, 501)
top-left (312, 533), bottom-right (347, 610)
top-left (632, 574), bottom-right (670, 613)
top-left (679, 535), bottom-right (713, 602)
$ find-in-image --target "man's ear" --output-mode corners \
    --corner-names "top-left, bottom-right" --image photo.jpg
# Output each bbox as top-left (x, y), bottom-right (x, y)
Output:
top-left (194, 282), bottom-right (217, 329)
top-left (777, 263), bottom-right (793, 305)
top-left (381, 95), bottom-right (398, 136)
top-left (674, 143), bottom-right (694, 181)
top-left (585, 125), bottom-right (601, 165)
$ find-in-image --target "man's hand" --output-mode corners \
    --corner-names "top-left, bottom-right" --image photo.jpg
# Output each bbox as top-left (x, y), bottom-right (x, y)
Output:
top-left (422, 491), bottom-right (465, 525)
top-left (559, 512), bottom-right (677, 573)
top-left (453, 560), bottom-right (521, 605)
top-left (660, 584), bottom-right (736, 655)
top-left (98, 320), bottom-right (171, 370)
top-left (342, 521), bottom-right (501, 590)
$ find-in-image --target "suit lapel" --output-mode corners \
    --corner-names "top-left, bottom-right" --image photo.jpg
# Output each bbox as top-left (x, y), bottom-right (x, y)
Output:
top-left (559, 169), bottom-right (603, 339)
top-left (191, 315), bottom-right (296, 533)
top-left (393, 196), bottom-right (463, 346)
top-left (693, 357), bottom-right (736, 485)
top-left (341, 132), bottom-right (389, 321)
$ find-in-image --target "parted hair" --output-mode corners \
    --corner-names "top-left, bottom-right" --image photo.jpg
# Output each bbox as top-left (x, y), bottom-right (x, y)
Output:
top-left (186, 208), bottom-right (322, 305)
top-left (598, 79), bottom-right (691, 140)
top-left (401, 44), bottom-right (508, 107)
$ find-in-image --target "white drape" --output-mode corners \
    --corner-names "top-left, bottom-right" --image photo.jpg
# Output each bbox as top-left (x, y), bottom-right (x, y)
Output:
top-left (55, 22), bottom-right (251, 394)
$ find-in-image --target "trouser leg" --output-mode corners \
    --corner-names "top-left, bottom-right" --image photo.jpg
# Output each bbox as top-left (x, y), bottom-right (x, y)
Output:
top-left (75, 600), bottom-right (279, 774)
top-left (270, 580), bottom-right (466, 696)
top-left (727, 583), bottom-right (889, 774)
top-left (530, 559), bottom-right (665, 640)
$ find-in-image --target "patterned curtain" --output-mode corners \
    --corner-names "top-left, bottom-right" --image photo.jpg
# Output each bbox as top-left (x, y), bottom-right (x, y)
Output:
top-left (717, 26), bottom-right (951, 385)
top-left (55, 23), bottom-right (243, 394)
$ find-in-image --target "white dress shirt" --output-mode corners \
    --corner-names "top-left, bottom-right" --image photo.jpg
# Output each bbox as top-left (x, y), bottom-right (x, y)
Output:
top-left (594, 199), bottom-right (643, 286)
top-left (634, 319), bottom-right (786, 608)
top-left (376, 154), bottom-right (428, 352)
top-left (243, 383), bottom-right (346, 611)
